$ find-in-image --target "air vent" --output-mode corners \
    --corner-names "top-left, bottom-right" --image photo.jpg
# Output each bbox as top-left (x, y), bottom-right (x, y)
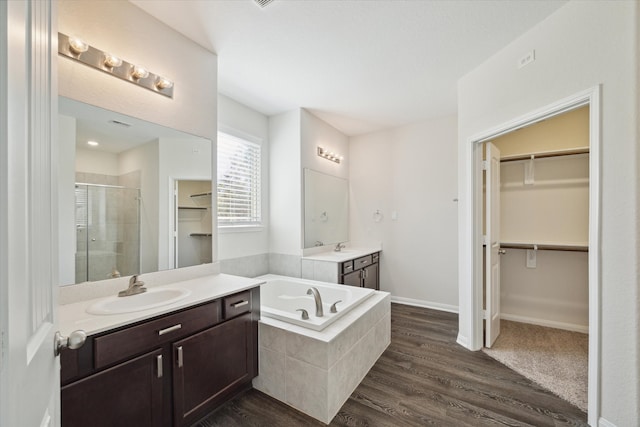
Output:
top-left (254, 0), bottom-right (274, 8)
top-left (108, 119), bottom-right (132, 127)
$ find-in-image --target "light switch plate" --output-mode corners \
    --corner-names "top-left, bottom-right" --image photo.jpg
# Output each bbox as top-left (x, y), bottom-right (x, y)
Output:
top-left (526, 249), bottom-right (537, 268)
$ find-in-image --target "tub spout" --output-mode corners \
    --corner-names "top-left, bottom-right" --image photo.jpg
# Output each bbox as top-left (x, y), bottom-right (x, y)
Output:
top-left (307, 287), bottom-right (324, 317)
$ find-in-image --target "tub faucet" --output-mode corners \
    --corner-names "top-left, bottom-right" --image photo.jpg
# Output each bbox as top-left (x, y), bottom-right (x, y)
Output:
top-left (118, 275), bottom-right (147, 297)
top-left (306, 287), bottom-right (324, 317)
top-left (334, 242), bottom-right (346, 252)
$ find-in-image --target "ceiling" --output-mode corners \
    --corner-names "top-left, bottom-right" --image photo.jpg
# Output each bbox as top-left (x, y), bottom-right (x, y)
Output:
top-left (131, 0), bottom-right (567, 136)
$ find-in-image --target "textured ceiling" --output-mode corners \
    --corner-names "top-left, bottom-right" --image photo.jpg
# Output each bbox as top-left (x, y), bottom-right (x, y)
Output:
top-left (132, 0), bottom-right (567, 136)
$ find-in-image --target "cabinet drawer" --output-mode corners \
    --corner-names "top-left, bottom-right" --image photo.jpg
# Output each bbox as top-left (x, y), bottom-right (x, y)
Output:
top-left (354, 255), bottom-right (372, 269)
top-left (223, 291), bottom-right (251, 319)
top-left (94, 300), bottom-right (220, 369)
top-left (342, 260), bottom-right (354, 273)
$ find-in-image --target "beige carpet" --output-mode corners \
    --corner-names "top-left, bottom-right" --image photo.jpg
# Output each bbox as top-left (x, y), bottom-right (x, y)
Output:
top-left (482, 320), bottom-right (588, 412)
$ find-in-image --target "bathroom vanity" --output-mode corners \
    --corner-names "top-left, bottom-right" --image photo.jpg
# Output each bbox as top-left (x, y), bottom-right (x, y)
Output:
top-left (301, 248), bottom-right (381, 290)
top-left (58, 275), bottom-right (262, 427)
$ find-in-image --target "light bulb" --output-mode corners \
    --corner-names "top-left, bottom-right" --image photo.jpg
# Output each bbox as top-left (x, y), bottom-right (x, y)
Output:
top-left (68, 37), bottom-right (89, 54)
top-left (131, 65), bottom-right (149, 80)
top-left (155, 76), bottom-right (173, 90)
top-left (103, 53), bottom-right (122, 68)
top-left (87, 140), bottom-right (99, 147)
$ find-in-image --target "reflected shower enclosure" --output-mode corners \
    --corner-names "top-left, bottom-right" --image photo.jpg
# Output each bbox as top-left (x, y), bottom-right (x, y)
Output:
top-left (75, 184), bottom-right (141, 283)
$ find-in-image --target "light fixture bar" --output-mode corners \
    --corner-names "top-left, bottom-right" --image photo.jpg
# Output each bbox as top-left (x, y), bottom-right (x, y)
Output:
top-left (58, 33), bottom-right (174, 99)
top-left (317, 146), bottom-right (342, 164)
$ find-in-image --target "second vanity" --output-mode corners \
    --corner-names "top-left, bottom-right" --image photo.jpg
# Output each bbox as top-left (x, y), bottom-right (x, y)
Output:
top-left (301, 247), bottom-right (381, 290)
top-left (58, 273), bottom-right (263, 427)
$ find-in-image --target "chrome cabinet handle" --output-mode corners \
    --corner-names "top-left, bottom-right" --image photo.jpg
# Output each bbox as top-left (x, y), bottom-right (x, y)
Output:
top-left (54, 330), bottom-right (87, 357)
top-left (157, 355), bottom-right (163, 378)
top-left (177, 346), bottom-right (183, 368)
top-left (498, 249), bottom-right (507, 255)
top-left (158, 324), bottom-right (182, 335)
top-left (231, 300), bottom-right (249, 308)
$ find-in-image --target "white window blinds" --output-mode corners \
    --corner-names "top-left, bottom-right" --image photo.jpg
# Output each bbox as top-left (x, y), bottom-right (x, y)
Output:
top-left (217, 132), bottom-right (262, 226)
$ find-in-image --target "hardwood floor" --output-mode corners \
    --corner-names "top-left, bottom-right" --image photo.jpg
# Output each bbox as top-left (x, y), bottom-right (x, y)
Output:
top-left (195, 304), bottom-right (588, 427)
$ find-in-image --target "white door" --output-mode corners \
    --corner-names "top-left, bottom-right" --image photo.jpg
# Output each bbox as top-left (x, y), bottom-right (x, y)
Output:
top-left (1, 1), bottom-right (64, 426)
top-left (485, 142), bottom-right (501, 347)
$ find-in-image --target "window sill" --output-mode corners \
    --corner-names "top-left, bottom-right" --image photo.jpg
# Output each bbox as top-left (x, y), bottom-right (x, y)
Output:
top-left (218, 225), bottom-right (264, 234)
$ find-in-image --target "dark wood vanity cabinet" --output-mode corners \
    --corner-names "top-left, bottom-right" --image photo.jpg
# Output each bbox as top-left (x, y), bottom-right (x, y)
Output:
top-left (339, 252), bottom-right (380, 290)
top-left (60, 288), bottom-right (259, 427)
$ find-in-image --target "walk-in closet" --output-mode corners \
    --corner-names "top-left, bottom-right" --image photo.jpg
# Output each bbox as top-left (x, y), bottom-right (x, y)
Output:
top-left (482, 105), bottom-right (590, 411)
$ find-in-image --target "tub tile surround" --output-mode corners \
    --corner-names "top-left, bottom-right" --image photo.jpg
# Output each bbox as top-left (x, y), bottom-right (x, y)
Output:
top-left (220, 253), bottom-right (270, 278)
top-left (253, 291), bottom-right (391, 424)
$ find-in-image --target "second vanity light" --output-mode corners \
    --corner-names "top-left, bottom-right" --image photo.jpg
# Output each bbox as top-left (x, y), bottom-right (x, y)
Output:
top-left (58, 33), bottom-right (174, 98)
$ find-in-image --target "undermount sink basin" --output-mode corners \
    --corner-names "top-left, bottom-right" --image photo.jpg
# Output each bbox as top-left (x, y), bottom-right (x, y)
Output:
top-left (86, 287), bottom-right (191, 315)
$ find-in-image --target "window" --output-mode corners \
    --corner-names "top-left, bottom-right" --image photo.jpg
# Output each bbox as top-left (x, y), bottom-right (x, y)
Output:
top-left (217, 131), bottom-right (262, 226)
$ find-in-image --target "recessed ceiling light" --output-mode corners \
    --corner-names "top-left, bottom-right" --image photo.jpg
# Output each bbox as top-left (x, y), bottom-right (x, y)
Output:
top-left (87, 140), bottom-right (99, 147)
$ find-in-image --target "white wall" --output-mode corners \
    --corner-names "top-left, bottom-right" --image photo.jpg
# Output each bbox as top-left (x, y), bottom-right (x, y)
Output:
top-left (269, 109), bottom-right (302, 256)
top-left (57, 0), bottom-right (218, 276)
top-left (75, 148), bottom-right (119, 176)
top-left (350, 115), bottom-right (458, 308)
top-left (218, 94), bottom-right (270, 260)
top-left (457, 1), bottom-right (639, 424)
top-left (119, 140), bottom-right (159, 274)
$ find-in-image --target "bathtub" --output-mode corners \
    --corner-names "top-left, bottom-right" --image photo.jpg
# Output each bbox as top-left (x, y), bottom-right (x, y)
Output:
top-left (258, 275), bottom-right (375, 331)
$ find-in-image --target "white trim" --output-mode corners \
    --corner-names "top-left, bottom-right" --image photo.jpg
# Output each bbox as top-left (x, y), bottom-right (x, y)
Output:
top-left (598, 417), bottom-right (617, 427)
top-left (391, 296), bottom-right (458, 313)
top-left (460, 86), bottom-right (601, 425)
top-left (500, 313), bottom-right (588, 334)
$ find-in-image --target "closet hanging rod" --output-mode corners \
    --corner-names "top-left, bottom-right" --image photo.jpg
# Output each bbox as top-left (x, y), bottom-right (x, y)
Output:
top-left (500, 242), bottom-right (588, 252)
top-left (500, 148), bottom-right (589, 163)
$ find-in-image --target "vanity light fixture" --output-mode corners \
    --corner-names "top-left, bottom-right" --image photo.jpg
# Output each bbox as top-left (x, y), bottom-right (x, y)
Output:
top-left (317, 146), bottom-right (342, 164)
top-left (58, 33), bottom-right (174, 98)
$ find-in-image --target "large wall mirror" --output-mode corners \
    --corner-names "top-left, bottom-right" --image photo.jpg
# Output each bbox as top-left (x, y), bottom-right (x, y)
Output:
top-left (59, 97), bottom-right (212, 286)
top-left (303, 168), bottom-right (348, 249)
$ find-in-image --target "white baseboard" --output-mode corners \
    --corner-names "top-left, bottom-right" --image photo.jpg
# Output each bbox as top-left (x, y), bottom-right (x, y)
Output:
top-left (391, 296), bottom-right (458, 313)
top-left (456, 333), bottom-right (469, 348)
top-left (598, 417), bottom-right (617, 427)
top-left (500, 313), bottom-right (589, 334)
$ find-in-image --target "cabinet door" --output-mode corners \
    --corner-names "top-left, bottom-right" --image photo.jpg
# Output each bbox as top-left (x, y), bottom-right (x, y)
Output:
top-left (61, 349), bottom-right (164, 427)
top-left (363, 263), bottom-right (379, 290)
top-left (172, 313), bottom-right (252, 426)
top-left (342, 269), bottom-right (362, 287)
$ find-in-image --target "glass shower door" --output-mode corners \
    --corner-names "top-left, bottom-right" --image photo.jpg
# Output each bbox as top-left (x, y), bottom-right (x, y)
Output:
top-left (75, 184), bottom-right (140, 283)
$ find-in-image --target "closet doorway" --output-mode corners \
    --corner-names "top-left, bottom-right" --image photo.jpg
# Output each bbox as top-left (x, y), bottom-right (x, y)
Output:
top-left (465, 86), bottom-right (601, 424)
top-left (482, 105), bottom-right (590, 411)
top-left (173, 179), bottom-right (213, 268)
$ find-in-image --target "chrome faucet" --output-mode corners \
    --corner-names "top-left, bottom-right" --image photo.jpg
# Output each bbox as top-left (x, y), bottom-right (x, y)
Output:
top-left (334, 242), bottom-right (346, 252)
top-left (118, 274), bottom-right (147, 297)
top-left (306, 287), bottom-right (324, 317)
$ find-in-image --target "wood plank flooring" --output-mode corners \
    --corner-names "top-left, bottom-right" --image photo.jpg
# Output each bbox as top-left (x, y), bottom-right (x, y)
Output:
top-left (194, 304), bottom-right (588, 426)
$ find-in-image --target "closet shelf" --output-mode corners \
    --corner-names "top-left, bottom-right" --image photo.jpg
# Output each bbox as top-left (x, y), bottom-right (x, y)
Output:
top-left (190, 232), bottom-right (212, 237)
top-left (500, 147), bottom-right (589, 163)
top-left (178, 206), bottom-right (208, 210)
top-left (500, 242), bottom-right (588, 252)
top-left (189, 192), bottom-right (212, 207)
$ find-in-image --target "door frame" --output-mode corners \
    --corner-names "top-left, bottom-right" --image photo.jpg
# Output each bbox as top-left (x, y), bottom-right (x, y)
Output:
top-left (459, 86), bottom-right (601, 424)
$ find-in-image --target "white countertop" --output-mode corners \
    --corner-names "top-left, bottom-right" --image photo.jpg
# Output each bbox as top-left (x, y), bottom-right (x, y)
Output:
top-left (301, 247), bottom-right (380, 263)
top-left (58, 273), bottom-right (264, 337)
